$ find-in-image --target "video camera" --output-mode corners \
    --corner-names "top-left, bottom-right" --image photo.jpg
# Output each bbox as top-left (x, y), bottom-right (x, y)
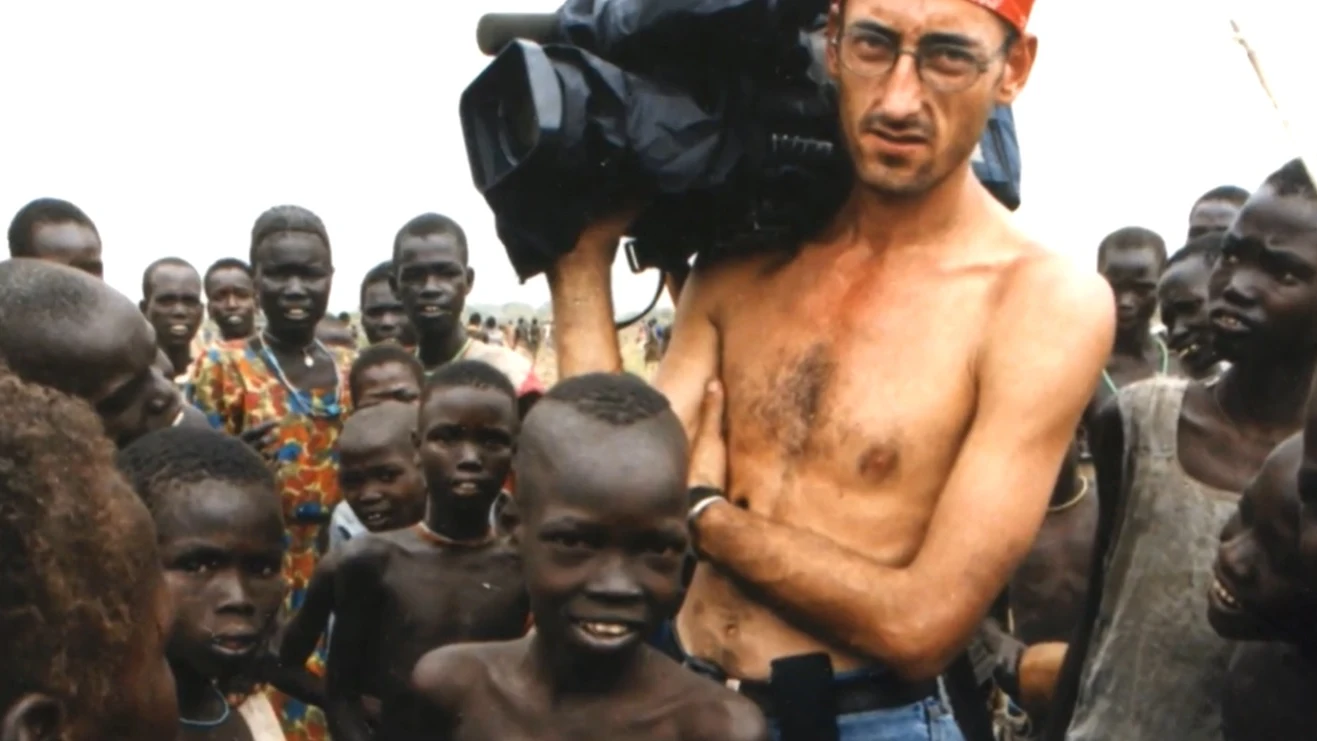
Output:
top-left (462, 0), bottom-right (1021, 281)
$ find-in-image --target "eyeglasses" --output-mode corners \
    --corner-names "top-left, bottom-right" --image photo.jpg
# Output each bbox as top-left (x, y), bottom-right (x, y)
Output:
top-left (833, 27), bottom-right (1005, 93)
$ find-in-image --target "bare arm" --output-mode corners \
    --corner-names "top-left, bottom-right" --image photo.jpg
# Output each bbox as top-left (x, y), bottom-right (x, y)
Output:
top-left (1042, 395), bottom-right (1128, 740)
top-left (654, 260), bottom-right (723, 441)
top-left (693, 260), bottom-right (1115, 680)
top-left (279, 551), bottom-right (339, 670)
top-left (324, 544), bottom-right (387, 741)
top-left (546, 216), bottom-right (637, 378)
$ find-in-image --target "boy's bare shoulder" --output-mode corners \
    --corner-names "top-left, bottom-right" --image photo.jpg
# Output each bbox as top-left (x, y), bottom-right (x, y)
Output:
top-left (650, 650), bottom-right (769, 741)
top-left (410, 637), bottom-right (526, 705)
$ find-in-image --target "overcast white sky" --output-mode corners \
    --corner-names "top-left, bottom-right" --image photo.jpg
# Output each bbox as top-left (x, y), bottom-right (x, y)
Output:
top-left (0, 1), bottom-right (1310, 313)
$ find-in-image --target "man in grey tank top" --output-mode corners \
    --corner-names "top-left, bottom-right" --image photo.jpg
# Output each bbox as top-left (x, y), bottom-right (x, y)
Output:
top-left (1045, 158), bottom-right (1317, 741)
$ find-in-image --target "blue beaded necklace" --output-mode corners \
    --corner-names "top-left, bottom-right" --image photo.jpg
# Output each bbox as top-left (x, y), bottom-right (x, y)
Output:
top-left (179, 684), bottom-right (232, 729)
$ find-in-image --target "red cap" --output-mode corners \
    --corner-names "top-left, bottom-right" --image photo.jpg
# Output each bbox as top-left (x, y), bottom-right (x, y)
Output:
top-left (831, 0), bottom-right (1033, 34)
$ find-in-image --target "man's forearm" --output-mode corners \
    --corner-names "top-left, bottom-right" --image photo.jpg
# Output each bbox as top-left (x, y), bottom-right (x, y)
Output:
top-left (546, 237), bottom-right (623, 378)
top-left (695, 501), bottom-right (959, 680)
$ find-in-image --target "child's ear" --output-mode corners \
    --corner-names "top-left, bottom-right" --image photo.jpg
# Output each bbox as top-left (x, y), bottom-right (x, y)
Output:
top-left (1, 693), bottom-right (63, 741)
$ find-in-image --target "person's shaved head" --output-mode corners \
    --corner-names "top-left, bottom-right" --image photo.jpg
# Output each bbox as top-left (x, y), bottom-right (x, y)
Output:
top-left (0, 259), bottom-right (180, 445)
top-left (514, 373), bottom-right (687, 513)
top-left (340, 400), bottom-right (417, 455)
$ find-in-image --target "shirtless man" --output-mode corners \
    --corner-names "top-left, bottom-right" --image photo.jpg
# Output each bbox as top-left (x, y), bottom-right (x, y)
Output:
top-left (1047, 160), bottom-right (1317, 741)
top-left (548, 0), bottom-right (1112, 737)
top-left (1188, 185), bottom-right (1250, 240)
top-left (6, 197), bottom-right (104, 277)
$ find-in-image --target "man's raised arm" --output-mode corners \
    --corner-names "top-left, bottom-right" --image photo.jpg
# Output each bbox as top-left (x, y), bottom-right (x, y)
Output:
top-left (690, 256), bottom-right (1114, 680)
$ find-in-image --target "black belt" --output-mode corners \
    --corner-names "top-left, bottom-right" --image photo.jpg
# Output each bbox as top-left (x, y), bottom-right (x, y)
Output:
top-left (732, 674), bottom-right (938, 718)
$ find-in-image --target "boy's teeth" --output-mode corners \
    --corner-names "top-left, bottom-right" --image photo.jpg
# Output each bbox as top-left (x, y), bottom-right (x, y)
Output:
top-left (582, 621), bottom-right (630, 637)
top-left (1213, 579), bottom-right (1241, 609)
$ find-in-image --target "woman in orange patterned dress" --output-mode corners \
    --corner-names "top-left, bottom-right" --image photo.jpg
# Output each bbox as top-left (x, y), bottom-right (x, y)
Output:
top-left (190, 205), bottom-right (354, 741)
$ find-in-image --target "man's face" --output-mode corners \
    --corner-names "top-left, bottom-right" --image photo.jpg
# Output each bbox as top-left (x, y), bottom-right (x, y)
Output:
top-left (205, 267), bottom-right (257, 341)
top-left (417, 385), bottom-right (517, 512)
top-left (1188, 198), bottom-right (1242, 240)
top-left (394, 234), bottom-right (472, 339)
top-left (360, 279), bottom-right (417, 346)
top-left (1208, 186), bottom-right (1317, 362)
top-left (1100, 246), bottom-right (1162, 333)
top-left (516, 419), bottom-right (689, 659)
top-left (29, 221), bottom-right (103, 278)
top-left (1209, 437), bottom-right (1317, 646)
top-left (253, 233), bottom-right (333, 338)
top-left (142, 264), bottom-right (204, 353)
top-left (158, 482), bottom-right (285, 681)
top-left (1158, 255), bottom-right (1219, 374)
top-left (826, 0), bottom-right (1034, 197)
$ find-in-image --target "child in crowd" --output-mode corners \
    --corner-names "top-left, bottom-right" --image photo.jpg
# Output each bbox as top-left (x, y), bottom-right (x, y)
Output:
top-left (328, 400), bottom-right (427, 549)
top-left (118, 425), bottom-right (289, 740)
top-left (0, 366), bottom-right (177, 741)
top-left (348, 343), bottom-right (425, 410)
top-left (410, 373), bottom-right (767, 741)
top-left (281, 400), bottom-right (428, 694)
top-left (306, 360), bottom-right (528, 741)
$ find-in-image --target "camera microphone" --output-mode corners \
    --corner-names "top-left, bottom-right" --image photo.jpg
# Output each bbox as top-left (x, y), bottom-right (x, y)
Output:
top-left (476, 13), bottom-right (561, 56)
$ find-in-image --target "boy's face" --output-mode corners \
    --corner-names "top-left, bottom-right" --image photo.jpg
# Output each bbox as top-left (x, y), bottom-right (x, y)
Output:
top-left (516, 417), bottom-right (688, 658)
top-left (1099, 246), bottom-right (1162, 332)
top-left (340, 439), bottom-right (426, 531)
top-left (417, 385), bottom-right (517, 512)
top-left (356, 361), bottom-right (422, 410)
top-left (1209, 437), bottom-right (1317, 646)
top-left (1209, 186), bottom-right (1317, 362)
top-left (1158, 255), bottom-right (1218, 373)
top-left (157, 481), bottom-right (285, 681)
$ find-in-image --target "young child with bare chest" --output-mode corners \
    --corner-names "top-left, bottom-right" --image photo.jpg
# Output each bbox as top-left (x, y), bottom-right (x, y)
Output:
top-left (409, 372), bottom-right (767, 741)
top-left (320, 360), bottom-right (530, 741)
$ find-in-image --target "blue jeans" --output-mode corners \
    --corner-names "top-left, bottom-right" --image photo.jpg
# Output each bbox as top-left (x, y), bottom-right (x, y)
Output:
top-left (653, 623), bottom-right (965, 741)
top-left (769, 695), bottom-right (964, 741)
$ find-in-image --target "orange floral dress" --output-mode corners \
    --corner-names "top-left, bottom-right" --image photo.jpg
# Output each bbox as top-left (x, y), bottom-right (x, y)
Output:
top-left (189, 338), bottom-right (355, 741)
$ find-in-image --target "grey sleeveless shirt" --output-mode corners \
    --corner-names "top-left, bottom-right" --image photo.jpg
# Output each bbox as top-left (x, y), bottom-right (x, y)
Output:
top-left (1065, 378), bottom-right (1237, 741)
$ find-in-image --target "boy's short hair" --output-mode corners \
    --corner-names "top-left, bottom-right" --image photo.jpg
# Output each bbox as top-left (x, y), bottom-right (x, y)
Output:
top-left (0, 365), bottom-right (159, 726)
top-left (541, 372), bottom-right (671, 426)
top-left (424, 359), bottom-right (517, 404)
top-left (1097, 226), bottom-right (1168, 269)
top-left (340, 400), bottom-right (417, 453)
top-left (116, 426), bottom-right (277, 514)
top-left (1193, 185), bottom-right (1250, 208)
top-left (349, 344), bottom-right (425, 402)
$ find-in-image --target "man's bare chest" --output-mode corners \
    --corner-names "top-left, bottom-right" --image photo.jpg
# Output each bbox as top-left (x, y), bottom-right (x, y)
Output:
top-left (717, 282), bottom-right (981, 476)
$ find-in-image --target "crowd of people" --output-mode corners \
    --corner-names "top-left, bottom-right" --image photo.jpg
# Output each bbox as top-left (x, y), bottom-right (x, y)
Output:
top-left (2, 1), bottom-right (1316, 741)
